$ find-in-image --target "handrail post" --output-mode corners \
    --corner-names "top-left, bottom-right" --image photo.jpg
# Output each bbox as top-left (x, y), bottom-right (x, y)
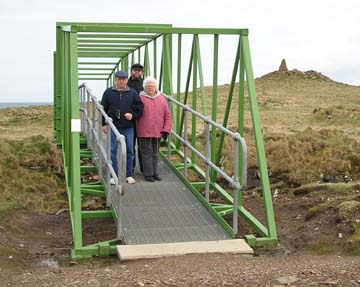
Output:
top-left (167, 100), bottom-right (172, 160)
top-left (106, 119), bottom-right (112, 207)
top-left (91, 97), bottom-right (96, 160)
top-left (233, 135), bottom-right (240, 235)
top-left (183, 106), bottom-right (189, 178)
top-left (86, 89), bottom-right (91, 146)
top-left (80, 87), bottom-right (84, 135)
top-left (97, 107), bottom-right (103, 181)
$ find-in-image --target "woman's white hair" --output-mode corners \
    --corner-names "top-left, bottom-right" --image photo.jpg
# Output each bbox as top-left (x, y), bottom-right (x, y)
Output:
top-left (143, 76), bottom-right (158, 90)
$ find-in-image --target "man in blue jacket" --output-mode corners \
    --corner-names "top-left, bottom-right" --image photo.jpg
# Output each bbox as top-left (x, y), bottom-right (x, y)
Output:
top-left (101, 71), bottom-right (143, 184)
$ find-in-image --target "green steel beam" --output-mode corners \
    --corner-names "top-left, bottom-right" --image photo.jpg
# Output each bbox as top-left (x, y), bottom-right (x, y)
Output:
top-left (78, 39), bottom-right (148, 44)
top-left (143, 44), bottom-right (150, 76)
top-left (191, 34), bottom-right (198, 164)
top-left (176, 34), bottom-right (182, 135)
top-left (78, 52), bottom-right (126, 58)
top-left (153, 38), bottom-right (157, 78)
top-left (106, 33), bottom-right (162, 81)
top-left (80, 188), bottom-right (106, 196)
top-left (194, 35), bottom-right (207, 116)
top-left (241, 35), bottom-right (277, 240)
top-left (69, 31), bottom-right (83, 250)
top-left (214, 36), bottom-right (241, 171)
top-left (78, 62), bottom-right (118, 65)
top-left (78, 44), bottom-right (141, 48)
top-left (177, 36), bottom-right (195, 140)
top-left (79, 78), bottom-right (108, 80)
top-left (210, 34), bottom-right (219, 181)
top-left (78, 48), bottom-right (131, 52)
top-left (78, 33), bottom-right (155, 39)
top-left (78, 73), bottom-right (110, 75)
top-left (73, 25), bottom-right (249, 35)
top-left (82, 210), bottom-right (112, 219)
top-left (57, 21), bottom-right (172, 27)
top-left (78, 68), bottom-right (113, 70)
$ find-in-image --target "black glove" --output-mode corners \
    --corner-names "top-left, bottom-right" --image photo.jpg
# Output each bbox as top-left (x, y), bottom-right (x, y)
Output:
top-left (161, 131), bottom-right (169, 140)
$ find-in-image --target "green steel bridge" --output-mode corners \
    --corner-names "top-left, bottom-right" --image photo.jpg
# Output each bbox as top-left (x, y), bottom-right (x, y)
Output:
top-left (53, 22), bottom-right (277, 259)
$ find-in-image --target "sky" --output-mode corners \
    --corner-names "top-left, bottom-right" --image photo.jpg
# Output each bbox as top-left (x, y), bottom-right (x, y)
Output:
top-left (0, 0), bottom-right (359, 102)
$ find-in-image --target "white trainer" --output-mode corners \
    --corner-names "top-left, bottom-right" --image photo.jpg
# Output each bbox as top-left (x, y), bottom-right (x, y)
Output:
top-left (126, 177), bottom-right (136, 184)
top-left (109, 178), bottom-right (116, 185)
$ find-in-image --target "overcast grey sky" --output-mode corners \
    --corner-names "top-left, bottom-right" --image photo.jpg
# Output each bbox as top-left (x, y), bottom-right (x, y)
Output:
top-left (0, 0), bottom-right (359, 102)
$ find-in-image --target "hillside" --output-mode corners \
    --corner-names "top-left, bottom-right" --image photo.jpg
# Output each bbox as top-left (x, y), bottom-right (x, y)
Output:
top-left (1, 62), bottom-right (360, 285)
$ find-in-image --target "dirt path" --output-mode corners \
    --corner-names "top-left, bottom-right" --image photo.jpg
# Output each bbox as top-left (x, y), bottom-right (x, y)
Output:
top-left (1, 207), bottom-right (360, 287)
top-left (2, 253), bottom-right (360, 286)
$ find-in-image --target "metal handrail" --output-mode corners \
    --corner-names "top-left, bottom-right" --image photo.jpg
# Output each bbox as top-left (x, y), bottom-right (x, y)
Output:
top-left (78, 83), bottom-right (248, 236)
top-left (79, 83), bottom-right (127, 239)
top-left (162, 92), bottom-right (248, 234)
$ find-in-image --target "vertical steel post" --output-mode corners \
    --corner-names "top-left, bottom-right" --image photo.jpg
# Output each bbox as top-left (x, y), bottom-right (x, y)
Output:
top-left (69, 29), bottom-right (83, 250)
top-left (177, 38), bottom-right (194, 141)
top-left (191, 35), bottom-right (198, 165)
top-left (204, 119), bottom-right (210, 202)
top-left (214, 36), bottom-right (241, 169)
top-left (153, 38), bottom-right (157, 78)
top-left (210, 34), bottom-right (219, 182)
top-left (194, 35), bottom-right (207, 116)
top-left (131, 52), bottom-right (135, 66)
top-left (144, 44), bottom-right (150, 77)
top-left (176, 34), bottom-right (182, 135)
top-left (238, 38), bottom-right (245, 207)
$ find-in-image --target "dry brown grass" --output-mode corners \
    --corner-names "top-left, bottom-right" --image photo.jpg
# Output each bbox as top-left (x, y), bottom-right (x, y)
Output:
top-left (0, 105), bottom-right (54, 140)
top-left (0, 106), bottom-right (66, 215)
top-left (178, 70), bottom-right (360, 185)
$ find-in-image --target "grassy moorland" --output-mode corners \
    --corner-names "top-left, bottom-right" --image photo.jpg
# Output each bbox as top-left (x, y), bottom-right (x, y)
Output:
top-left (0, 64), bottom-right (360, 285)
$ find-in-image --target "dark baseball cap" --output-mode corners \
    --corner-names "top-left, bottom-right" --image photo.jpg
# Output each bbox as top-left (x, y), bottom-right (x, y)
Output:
top-left (131, 63), bottom-right (144, 70)
top-left (115, 71), bottom-right (128, 78)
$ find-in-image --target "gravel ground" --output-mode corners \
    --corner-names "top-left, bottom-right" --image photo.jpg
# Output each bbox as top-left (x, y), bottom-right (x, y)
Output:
top-left (1, 253), bottom-right (360, 286)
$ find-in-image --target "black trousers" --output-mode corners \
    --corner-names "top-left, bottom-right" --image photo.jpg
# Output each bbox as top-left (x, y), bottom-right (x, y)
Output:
top-left (138, 137), bottom-right (161, 177)
top-left (133, 125), bottom-right (143, 173)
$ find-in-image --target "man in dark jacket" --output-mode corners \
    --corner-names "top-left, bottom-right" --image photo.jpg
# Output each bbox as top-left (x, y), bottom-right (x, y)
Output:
top-left (127, 63), bottom-right (144, 173)
top-left (128, 63), bottom-right (144, 93)
top-left (101, 70), bottom-right (143, 184)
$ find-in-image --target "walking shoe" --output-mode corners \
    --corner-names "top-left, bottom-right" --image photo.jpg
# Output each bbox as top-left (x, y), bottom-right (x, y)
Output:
top-left (126, 177), bottom-right (136, 184)
top-left (153, 174), bottom-right (162, 181)
top-left (144, 176), bottom-right (155, 182)
top-left (110, 178), bottom-right (116, 185)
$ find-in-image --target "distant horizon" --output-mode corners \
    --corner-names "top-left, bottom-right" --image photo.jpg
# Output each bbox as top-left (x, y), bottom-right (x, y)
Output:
top-left (0, 101), bottom-right (53, 103)
top-left (0, 102), bottom-right (53, 109)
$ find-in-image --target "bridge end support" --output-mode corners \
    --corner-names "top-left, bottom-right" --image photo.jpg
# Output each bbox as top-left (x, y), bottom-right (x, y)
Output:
top-left (244, 235), bottom-right (278, 247)
top-left (70, 240), bottom-right (120, 259)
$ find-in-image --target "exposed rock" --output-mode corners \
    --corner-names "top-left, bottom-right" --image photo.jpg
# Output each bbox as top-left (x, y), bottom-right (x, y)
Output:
top-left (261, 59), bottom-right (333, 82)
top-left (275, 275), bottom-right (301, 285)
top-left (338, 200), bottom-right (360, 222)
top-left (279, 59), bottom-right (289, 73)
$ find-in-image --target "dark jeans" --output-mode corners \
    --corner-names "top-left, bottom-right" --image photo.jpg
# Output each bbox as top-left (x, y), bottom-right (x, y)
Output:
top-left (138, 137), bottom-right (161, 177)
top-left (111, 128), bottom-right (134, 178)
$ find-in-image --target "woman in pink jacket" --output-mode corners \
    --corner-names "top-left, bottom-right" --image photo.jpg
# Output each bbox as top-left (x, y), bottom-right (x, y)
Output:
top-left (136, 76), bottom-right (172, 182)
